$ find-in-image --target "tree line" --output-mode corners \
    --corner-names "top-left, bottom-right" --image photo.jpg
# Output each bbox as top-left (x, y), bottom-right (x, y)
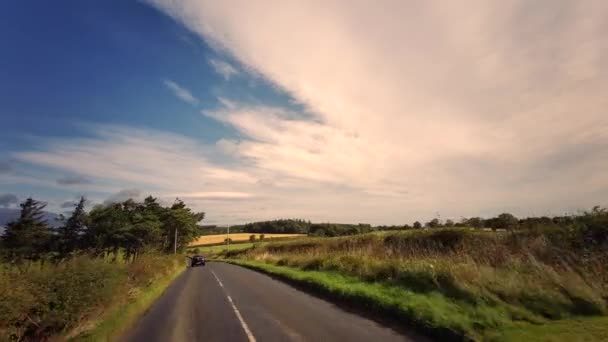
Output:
top-left (233, 219), bottom-right (373, 237)
top-left (225, 208), bottom-right (608, 239)
top-left (1, 196), bottom-right (205, 262)
top-left (413, 212), bottom-right (584, 230)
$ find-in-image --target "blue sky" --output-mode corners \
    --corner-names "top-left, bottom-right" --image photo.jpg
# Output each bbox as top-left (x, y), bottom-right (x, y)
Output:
top-left (1, 1), bottom-right (607, 225)
top-left (1, 1), bottom-right (234, 146)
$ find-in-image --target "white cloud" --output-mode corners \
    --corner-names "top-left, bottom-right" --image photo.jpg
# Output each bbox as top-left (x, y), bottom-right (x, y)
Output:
top-left (0, 193), bottom-right (19, 208)
top-left (12, 1), bottom-right (608, 224)
top-left (104, 188), bottom-right (142, 205)
top-left (169, 191), bottom-right (254, 199)
top-left (144, 0), bottom-right (608, 221)
top-left (209, 58), bottom-right (239, 80)
top-left (163, 79), bottom-right (199, 105)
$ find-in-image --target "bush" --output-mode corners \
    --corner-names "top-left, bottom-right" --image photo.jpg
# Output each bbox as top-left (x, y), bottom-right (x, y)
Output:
top-left (0, 257), bottom-right (124, 340)
top-left (0, 254), bottom-right (182, 341)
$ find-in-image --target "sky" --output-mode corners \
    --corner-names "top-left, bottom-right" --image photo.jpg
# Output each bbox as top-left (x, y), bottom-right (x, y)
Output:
top-left (1, 0), bottom-right (607, 225)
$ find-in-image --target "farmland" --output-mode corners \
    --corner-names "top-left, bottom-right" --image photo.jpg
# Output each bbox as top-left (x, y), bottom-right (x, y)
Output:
top-left (189, 233), bottom-right (306, 247)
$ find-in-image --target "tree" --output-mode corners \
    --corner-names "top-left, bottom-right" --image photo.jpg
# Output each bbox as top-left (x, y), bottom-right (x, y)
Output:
top-left (161, 199), bottom-right (205, 253)
top-left (1, 198), bottom-right (52, 261)
top-left (85, 197), bottom-right (205, 256)
top-left (445, 219), bottom-right (454, 227)
top-left (86, 202), bottom-right (133, 257)
top-left (466, 217), bottom-right (484, 229)
top-left (496, 213), bottom-right (518, 230)
top-left (56, 196), bottom-right (88, 257)
top-left (413, 221), bottom-right (422, 229)
top-left (426, 218), bottom-right (441, 228)
top-left (127, 198), bottom-right (163, 257)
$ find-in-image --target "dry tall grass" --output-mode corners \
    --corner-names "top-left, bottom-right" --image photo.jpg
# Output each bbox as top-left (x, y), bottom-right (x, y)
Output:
top-left (229, 229), bottom-right (608, 322)
top-left (0, 254), bottom-right (183, 341)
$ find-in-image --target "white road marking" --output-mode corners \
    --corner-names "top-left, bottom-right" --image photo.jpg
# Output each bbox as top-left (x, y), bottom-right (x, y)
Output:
top-left (211, 269), bottom-right (257, 342)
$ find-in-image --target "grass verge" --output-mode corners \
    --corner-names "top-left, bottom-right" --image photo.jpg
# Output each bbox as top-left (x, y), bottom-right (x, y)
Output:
top-left (69, 259), bottom-right (185, 341)
top-left (493, 316), bottom-right (608, 342)
top-left (225, 259), bottom-right (608, 341)
top-left (226, 259), bottom-right (474, 341)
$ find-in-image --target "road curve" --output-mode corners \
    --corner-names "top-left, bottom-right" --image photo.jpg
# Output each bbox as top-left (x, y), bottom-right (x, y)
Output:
top-left (123, 262), bottom-right (419, 342)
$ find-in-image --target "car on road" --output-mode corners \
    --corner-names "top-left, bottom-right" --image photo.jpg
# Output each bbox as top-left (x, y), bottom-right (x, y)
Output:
top-left (189, 254), bottom-right (206, 267)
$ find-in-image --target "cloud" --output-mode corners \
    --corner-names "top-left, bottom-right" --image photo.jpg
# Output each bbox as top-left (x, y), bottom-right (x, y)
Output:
top-left (0, 193), bottom-right (19, 208)
top-left (11, 1), bottom-right (608, 224)
top-left (57, 175), bottom-right (91, 185)
top-left (170, 191), bottom-right (253, 199)
top-left (60, 201), bottom-right (76, 209)
top-left (209, 58), bottom-right (239, 80)
top-left (144, 0), bottom-right (608, 219)
top-left (0, 161), bottom-right (12, 174)
top-left (12, 124), bottom-right (394, 224)
top-left (104, 189), bottom-right (142, 205)
top-left (163, 79), bottom-right (199, 105)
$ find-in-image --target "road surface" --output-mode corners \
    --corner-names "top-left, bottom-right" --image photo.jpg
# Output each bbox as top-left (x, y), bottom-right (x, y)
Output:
top-left (123, 262), bottom-right (418, 342)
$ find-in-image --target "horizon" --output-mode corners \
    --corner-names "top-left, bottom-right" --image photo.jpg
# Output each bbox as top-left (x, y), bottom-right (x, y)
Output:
top-left (1, 1), bottom-right (607, 226)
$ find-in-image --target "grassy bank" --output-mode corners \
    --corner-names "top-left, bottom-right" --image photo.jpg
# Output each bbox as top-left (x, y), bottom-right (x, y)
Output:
top-left (73, 256), bottom-right (185, 341)
top-left (215, 228), bottom-right (608, 341)
top-left (0, 254), bottom-right (185, 341)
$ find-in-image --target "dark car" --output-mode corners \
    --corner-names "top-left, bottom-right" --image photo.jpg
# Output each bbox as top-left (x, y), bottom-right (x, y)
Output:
top-left (189, 254), bottom-right (206, 267)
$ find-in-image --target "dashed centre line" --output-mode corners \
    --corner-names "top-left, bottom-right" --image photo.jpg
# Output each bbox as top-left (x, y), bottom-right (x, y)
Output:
top-left (211, 269), bottom-right (257, 342)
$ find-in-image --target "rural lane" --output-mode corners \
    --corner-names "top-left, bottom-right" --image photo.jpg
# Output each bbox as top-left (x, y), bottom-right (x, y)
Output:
top-left (123, 262), bottom-right (418, 342)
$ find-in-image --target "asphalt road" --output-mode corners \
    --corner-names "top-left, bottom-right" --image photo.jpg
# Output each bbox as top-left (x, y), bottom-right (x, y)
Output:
top-left (123, 262), bottom-right (418, 342)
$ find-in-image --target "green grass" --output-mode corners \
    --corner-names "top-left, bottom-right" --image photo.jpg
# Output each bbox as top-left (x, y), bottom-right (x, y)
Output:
top-left (493, 316), bottom-right (608, 342)
top-left (190, 238), bottom-right (305, 255)
top-left (218, 229), bottom-right (607, 341)
top-left (227, 260), bottom-right (608, 341)
top-left (227, 260), bottom-right (493, 340)
top-left (70, 259), bottom-right (185, 341)
top-left (193, 242), bottom-right (256, 254)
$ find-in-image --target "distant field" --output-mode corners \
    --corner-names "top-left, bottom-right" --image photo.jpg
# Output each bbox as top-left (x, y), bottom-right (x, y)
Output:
top-left (189, 233), bottom-right (305, 247)
top-left (193, 242), bottom-right (256, 254)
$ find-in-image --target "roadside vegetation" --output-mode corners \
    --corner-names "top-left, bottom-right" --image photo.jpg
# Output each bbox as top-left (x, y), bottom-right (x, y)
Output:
top-left (0, 196), bottom-right (203, 341)
top-left (214, 207), bottom-right (608, 341)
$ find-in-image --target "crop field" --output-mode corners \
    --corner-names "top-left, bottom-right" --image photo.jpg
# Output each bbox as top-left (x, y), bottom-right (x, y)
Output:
top-left (189, 233), bottom-right (306, 247)
top-left (192, 242), bottom-right (256, 254)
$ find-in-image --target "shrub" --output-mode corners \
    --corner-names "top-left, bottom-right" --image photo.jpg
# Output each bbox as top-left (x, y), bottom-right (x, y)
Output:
top-left (0, 254), bottom-right (182, 341)
top-left (0, 257), bottom-right (125, 340)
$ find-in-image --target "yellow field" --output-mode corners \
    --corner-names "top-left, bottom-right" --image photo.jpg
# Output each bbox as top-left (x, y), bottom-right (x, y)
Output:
top-left (189, 233), bottom-right (306, 247)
